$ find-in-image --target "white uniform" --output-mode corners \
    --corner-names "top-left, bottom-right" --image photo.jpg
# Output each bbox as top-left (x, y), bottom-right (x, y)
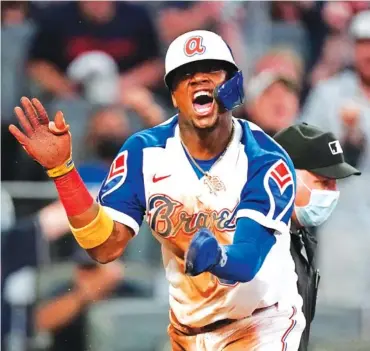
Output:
top-left (98, 116), bottom-right (305, 350)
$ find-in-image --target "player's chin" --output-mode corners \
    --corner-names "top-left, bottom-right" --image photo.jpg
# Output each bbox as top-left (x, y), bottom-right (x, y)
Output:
top-left (191, 102), bottom-right (219, 130)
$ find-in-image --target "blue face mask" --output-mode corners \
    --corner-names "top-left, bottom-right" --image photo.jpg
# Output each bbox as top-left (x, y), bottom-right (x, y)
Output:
top-left (295, 178), bottom-right (340, 227)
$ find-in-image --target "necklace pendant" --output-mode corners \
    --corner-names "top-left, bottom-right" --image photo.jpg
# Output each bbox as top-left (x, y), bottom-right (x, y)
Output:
top-left (204, 174), bottom-right (226, 195)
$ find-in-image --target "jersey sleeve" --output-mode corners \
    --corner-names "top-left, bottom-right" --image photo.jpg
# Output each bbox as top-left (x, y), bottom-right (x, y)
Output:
top-left (236, 157), bottom-right (296, 234)
top-left (97, 136), bottom-right (146, 235)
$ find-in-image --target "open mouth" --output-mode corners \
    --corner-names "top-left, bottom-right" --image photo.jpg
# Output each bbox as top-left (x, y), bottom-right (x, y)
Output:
top-left (192, 90), bottom-right (215, 116)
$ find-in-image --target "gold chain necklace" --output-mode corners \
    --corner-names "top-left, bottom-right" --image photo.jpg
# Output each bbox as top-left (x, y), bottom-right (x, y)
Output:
top-left (181, 123), bottom-right (234, 195)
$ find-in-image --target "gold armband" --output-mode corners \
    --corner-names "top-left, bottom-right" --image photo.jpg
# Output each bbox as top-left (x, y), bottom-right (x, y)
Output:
top-left (70, 205), bottom-right (114, 249)
top-left (46, 157), bottom-right (75, 178)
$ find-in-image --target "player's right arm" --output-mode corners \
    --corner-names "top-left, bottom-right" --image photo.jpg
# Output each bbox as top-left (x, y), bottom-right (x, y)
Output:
top-left (9, 98), bottom-right (143, 264)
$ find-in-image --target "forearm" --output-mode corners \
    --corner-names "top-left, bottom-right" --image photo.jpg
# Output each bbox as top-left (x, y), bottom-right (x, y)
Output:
top-left (51, 165), bottom-right (131, 264)
top-left (186, 218), bottom-right (277, 281)
top-left (120, 87), bottom-right (164, 127)
top-left (120, 59), bottom-right (163, 89)
top-left (11, 97), bottom-right (134, 264)
top-left (35, 290), bottom-right (86, 331)
top-left (159, 6), bottom-right (215, 44)
top-left (211, 219), bottom-right (276, 282)
top-left (27, 60), bottom-right (76, 97)
top-left (211, 242), bottom-right (266, 283)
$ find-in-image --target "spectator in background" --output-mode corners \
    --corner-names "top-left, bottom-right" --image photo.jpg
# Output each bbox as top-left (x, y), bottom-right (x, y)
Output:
top-left (241, 68), bottom-right (300, 136)
top-left (307, 1), bottom-right (355, 88)
top-left (27, 0), bottom-right (166, 121)
top-left (1, 1), bottom-right (28, 26)
top-left (157, 1), bottom-right (225, 45)
top-left (1, 1), bottom-right (36, 181)
top-left (28, 1), bottom-right (165, 148)
top-left (301, 10), bottom-right (370, 311)
top-left (78, 105), bottom-right (132, 183)
top-left (301, 10), bottom-right (369, 171)
top-left (34, 248), bottom-right (124, 351)
top-left (253, 46), bottom-right (304, 87)
top-left (28, 1), bottom-right (163, 95)
top-left (301, 2), bottom-right (370, 91)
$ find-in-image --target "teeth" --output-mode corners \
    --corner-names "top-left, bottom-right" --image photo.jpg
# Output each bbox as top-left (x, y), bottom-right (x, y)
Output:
top-left (194, 90), bottom-right (212, 99)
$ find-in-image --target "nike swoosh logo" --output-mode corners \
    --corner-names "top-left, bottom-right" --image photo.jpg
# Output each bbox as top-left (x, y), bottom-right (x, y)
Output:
top-left (153, 174), bottom-right (171, 183)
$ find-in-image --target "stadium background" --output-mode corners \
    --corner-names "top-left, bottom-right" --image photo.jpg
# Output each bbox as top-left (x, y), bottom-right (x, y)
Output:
top-left (1, 1), bottom-right (370, 351)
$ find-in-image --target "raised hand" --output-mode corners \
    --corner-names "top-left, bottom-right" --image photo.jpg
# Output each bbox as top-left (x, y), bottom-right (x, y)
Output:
top-left (9, 97), bottom-right (72, 170)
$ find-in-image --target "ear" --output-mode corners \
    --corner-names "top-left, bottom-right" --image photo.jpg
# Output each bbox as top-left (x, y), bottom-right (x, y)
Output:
top-left (171, 94), bottom-right (178, 108)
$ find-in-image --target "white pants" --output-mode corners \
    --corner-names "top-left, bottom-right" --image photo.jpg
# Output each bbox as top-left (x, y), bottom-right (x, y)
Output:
top-left (168, 304), bottom-right (306, 351)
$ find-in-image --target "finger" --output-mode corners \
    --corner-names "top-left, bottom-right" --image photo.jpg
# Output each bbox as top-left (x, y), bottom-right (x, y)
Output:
top-left (20, 97), bottom-right (40, 129)
top-left (9, 124), bottom-right (30, 145)
top-left (54, 111), bottom-right (68, 130)
top-left (49, 111), bottom-right (70, 135)
top-left (14, 106), bottom-right (33, 136)
top-left (31, 98), bottom-right (49, 125)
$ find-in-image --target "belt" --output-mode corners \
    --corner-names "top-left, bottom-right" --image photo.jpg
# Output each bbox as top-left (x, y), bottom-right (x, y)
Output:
top-left (171, 303), bottom-right (278, 336)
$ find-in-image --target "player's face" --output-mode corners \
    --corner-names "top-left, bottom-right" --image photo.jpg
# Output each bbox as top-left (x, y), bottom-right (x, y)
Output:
top-left (294, 170), bottom-right (337, 207)
top-left (171, 61), bottom-right (228, 130)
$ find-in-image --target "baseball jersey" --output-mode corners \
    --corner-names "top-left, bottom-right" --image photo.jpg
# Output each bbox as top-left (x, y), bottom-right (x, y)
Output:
top-left (97, 116), bottom-right (301, 328)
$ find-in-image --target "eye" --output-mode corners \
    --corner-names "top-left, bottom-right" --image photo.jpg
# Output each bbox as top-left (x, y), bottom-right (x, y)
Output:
top-left (321, 180), bottom-right (331, 189)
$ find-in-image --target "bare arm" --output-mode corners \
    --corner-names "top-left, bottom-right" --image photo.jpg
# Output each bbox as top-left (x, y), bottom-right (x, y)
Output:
top-left (63, 202), bottom-right (133, 264)
top-left (86, 219), bottom-right (133, 264)
top-left (35, 290), bottom-right (87, 331)
top-left (35, 262), bottom-right (123, 330)
top-left (27, 60), bottom-right (77, 98)
top-left (158, 3), bottom-right (219, 44)
top-left (9, 98), bottom-right (138, 266)
top-left (119, 86), bottom-right (165, 127)
top-left (120, 59), bottom-right (164, 90)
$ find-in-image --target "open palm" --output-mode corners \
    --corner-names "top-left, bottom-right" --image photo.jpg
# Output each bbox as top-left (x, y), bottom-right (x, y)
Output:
top-left (9, 97), bottom-right (72, 170)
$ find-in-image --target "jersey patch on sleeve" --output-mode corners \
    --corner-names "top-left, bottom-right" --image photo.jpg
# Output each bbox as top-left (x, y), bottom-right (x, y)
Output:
top-left (100, 150), bottom-right (128, 200)
top-left (269, 160), bottom-right (293, 194)
top-left (107, 150), bottom-right (128, 183)
top-left (264, 160), bottom-right (295, 223)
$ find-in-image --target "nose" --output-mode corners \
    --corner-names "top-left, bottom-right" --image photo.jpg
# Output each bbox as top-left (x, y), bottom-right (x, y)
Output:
top-left (190, 72), bottom-right (211, 86)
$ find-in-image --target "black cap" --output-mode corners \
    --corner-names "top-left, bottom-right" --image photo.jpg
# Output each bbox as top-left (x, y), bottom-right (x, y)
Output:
top-left (273, 123), bottom-right (361, 179)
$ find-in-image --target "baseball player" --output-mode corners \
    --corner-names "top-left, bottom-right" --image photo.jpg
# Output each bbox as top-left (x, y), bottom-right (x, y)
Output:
top-left (9, 30), bottom-right (305, 350)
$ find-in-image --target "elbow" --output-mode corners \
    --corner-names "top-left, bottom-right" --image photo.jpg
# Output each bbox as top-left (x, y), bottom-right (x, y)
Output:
top-left (237, 264), bottom-right (261, 283)
top-left (93, 255), bottom-right (117, 265)
top-left (245, 268), bottom-right (259, 283)
top-left (87, 246), bottom-right (124, 265)
top-left (86, 223), bottom-right (132, 264)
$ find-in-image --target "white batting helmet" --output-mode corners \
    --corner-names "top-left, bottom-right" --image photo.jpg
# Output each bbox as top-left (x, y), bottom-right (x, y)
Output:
top-left (164, 30), bottom-right (238, 88)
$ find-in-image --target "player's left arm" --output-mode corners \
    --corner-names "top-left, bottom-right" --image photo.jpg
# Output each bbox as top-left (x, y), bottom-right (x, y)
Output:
top-left (185, 157), bottom-right (296, 282)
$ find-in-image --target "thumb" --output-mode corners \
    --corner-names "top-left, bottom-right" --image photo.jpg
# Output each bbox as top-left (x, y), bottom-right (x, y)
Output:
top-left (49, 111), bottom-right (70, 135)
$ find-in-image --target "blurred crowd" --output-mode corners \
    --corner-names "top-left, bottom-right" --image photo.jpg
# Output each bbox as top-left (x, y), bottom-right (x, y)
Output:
top-left (1, 1), bottom-right (370, 351)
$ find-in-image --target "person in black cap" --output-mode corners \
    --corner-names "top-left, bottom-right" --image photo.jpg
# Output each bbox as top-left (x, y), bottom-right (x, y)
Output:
top-left (273, 122), bottom-right (361, 351)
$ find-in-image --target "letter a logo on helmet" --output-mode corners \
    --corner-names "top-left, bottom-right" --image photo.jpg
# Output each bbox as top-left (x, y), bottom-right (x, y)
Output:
top-left (184, 36), bottom-right (205, 57)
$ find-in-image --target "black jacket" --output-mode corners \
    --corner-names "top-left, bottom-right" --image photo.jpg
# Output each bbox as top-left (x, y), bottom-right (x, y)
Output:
top-left (290, 224), bottom-right (320, 351)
